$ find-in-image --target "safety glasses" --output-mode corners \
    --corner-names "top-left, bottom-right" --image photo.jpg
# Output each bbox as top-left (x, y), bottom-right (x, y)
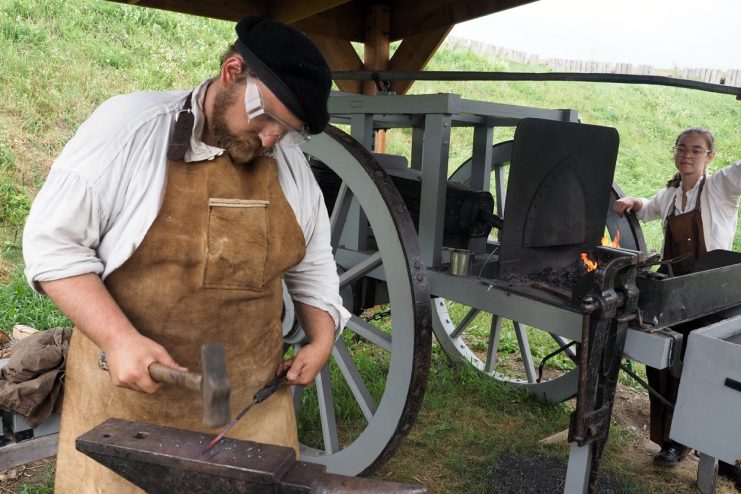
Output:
top-left (244, 76), bottom-right (310, 147)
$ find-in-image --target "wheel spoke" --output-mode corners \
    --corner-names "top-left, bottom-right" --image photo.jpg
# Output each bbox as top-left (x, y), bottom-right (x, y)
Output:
top-left (333, 338), bottom-right (378, 422)
top-left (551, 334), bottom-right (576, 361)
top-left (514, 322), bottom-right (537, 383)
top-left (551, 334), bottom-right (577, 359)
top-left (315, 364), bottom-right (340, 454)
top-left (346, 315), bottom-right (392, 352)
top-left (330, 183), bottom-right (352, 252)
top-left (450, 307), bottom-right (480, 339)
top-left (338, 251), bottom-right (383, 289)
top-left (484, 315), bottom-right (503, 373)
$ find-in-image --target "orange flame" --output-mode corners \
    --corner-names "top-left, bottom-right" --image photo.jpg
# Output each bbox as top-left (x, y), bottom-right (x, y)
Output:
top-left (580, 231), bottom-right (621, 272)
top-left (580, 252), bottom-right (598, 272)
top-left (601, 230), bottom-right (621, 248)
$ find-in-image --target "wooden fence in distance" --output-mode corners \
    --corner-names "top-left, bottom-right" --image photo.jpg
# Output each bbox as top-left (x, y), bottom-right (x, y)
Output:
top-left (446, 37), bottom-right (741, 86)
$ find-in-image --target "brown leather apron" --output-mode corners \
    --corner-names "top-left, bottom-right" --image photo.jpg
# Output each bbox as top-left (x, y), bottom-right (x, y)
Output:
top-left (660, 178), bottom-right (707, 276)
top-left (54, 148), bottom-right (306, 492)
top-left (648, 178), bottom-right (707, 447)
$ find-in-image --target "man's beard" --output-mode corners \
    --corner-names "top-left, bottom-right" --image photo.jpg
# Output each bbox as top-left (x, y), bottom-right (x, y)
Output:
top-left (210, 84), bottom-right (265, 164)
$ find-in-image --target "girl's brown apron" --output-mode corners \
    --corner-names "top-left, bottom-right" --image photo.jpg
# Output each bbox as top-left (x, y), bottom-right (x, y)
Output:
top-left (648, 178), bottom-right (707, 447)
top-left (54, 150), bottom-right (306, 493)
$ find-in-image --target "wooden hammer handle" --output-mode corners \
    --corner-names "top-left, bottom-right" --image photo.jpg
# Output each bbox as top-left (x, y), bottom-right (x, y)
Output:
top-left (148, 362), bottom-right (202, 393)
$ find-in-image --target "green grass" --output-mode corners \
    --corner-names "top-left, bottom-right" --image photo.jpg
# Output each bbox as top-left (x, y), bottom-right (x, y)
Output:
top-left (16, 468), bottom-right (55, 494)
top-left (369, 348), bottom-right (662, 493)
top-left (369, 348), bottom-right (574, 491)
top-left (0, 267), bottom-right (71, 332)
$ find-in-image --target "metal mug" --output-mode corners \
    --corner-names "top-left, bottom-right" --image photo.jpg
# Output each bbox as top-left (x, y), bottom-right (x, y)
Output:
top-left (449, 249), bottom-right (473, 276)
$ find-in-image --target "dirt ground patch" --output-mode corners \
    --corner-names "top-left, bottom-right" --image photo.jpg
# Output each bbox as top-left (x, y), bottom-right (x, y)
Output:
top-left (0, 458), bottom-right (54, 493)
top-left (0, 258), bottom-right (10, 286)
top-left (609, 384), bottom-right (737, 494)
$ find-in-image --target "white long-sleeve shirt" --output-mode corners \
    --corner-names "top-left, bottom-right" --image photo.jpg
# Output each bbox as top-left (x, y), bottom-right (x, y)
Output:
top-left (636, 161), bottom-right (741, 251)
top-left (23, 80), bottom-right (350, 332)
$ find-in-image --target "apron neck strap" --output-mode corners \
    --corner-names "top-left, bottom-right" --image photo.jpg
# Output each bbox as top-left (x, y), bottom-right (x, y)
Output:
top-left (693, 174), bottom-right (706, 210)
top-left (166, 93), bottom-right (194, 161)
top-left (668, 174), bottom-right (706, 217)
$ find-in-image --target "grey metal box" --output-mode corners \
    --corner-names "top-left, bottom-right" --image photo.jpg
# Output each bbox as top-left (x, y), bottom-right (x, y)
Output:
top-left (0, 357), bottom-right (61, 442)
top-left (4, 411), bottom-right (61, 441)
top-left (671, 315), bottom-right (741, 464)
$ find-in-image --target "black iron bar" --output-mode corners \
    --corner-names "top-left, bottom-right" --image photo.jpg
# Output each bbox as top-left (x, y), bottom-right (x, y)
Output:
top-left (202, 373), bottom-right (288, 454)
top-left (530, 281), bottom-right (571, 301)
top-left (572, 304), bottom-right (595, 444)
top-left (619, 362), bottom-right (674, 410)
top-left (332, 71), bottom-right (741, 97)
top-left (536, 340), bottom-right (577, 383)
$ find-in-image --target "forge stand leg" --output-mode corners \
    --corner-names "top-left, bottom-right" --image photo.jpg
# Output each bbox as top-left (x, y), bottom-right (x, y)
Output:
top-left (697, 453), bottom-right (718, 494)
top-left (564, 442), bottom-right (592, 494)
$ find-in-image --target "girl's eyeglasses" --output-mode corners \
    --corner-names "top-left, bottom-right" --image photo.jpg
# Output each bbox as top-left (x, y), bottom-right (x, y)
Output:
top-left (673, 146), bottom-right (710, 158)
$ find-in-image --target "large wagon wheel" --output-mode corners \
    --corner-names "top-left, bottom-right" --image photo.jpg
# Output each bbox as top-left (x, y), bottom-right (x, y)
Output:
top-left (431, 140), bottom-right (645, 402)
top-left (284, 126), bottom-right (432, 476)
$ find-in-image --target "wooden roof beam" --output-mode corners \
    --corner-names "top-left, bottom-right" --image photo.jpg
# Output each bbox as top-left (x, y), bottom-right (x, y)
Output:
top-left (390, 0), bottom-right (536, 40)
top-left (292, 4), bottom-right (365, 42)
top-left (388, 25), bottom-right (453, 95)
top-left (308, 36), bottom-right (363, 94)
top-left (268, 0), bottom-right (353, 24)
top-left (363, 3), bottom-right (391, 96)
top-left (111, 1), bottom-right (357, 30)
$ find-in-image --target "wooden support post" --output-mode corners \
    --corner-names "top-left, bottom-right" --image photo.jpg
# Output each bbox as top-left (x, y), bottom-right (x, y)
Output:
top-left (363, 3), bottom-right (390, 152)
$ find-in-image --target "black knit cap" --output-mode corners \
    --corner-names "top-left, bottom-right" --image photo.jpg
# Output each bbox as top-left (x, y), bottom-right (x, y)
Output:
top-left (234, 16), bottom-right (331, 135)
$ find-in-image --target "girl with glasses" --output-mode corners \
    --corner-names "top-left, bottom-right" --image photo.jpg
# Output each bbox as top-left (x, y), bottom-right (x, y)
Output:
top-left (613, 127), bottom-right (741, 271)
top-left (613, 128), bottom-right (741, 486)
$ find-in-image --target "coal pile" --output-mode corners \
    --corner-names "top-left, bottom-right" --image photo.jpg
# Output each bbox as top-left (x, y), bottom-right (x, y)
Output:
top-left (488, 451), bottom-right (622, 493)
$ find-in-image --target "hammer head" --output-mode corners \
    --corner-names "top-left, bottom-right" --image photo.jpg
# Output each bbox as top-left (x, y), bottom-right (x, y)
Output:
top-left (201, 342), bottom-right (231, 428)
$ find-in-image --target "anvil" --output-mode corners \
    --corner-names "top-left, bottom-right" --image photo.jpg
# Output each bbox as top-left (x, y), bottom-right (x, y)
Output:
top-left (76, 418), bottom-right (427, 493)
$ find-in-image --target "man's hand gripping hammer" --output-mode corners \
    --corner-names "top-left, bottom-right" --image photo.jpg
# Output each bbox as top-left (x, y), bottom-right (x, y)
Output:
top-left (99, 342), bottom-right (231, 427)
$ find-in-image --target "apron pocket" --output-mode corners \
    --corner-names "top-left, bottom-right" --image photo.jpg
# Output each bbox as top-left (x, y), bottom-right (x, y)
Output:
top-left (204, 198), bottom-right (269, 290)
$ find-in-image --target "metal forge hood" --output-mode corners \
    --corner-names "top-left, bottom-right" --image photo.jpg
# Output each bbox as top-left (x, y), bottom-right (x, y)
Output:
top-left (497, 118), bottom-right (620, 278)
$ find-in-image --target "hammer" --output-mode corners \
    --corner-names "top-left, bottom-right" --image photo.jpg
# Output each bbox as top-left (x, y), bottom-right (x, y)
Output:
top-left (99, 342), bottom-right (231, 428)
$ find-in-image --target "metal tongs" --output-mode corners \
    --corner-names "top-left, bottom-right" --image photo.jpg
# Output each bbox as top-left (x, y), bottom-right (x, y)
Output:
top-left (201, 369), bottom-right (288, 454)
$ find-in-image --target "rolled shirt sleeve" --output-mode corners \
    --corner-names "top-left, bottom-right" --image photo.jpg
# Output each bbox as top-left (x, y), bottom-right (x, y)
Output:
top-left (635, 193), bottom-right (667, 223)
top-left (23, 168), bottom-right (105, 290)
top-left (706, 160), bottom-right (741, 208)
top-left (703, 160), bottom-right (741, 250)
top-left (23, 90), bottom-right (178, 291)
